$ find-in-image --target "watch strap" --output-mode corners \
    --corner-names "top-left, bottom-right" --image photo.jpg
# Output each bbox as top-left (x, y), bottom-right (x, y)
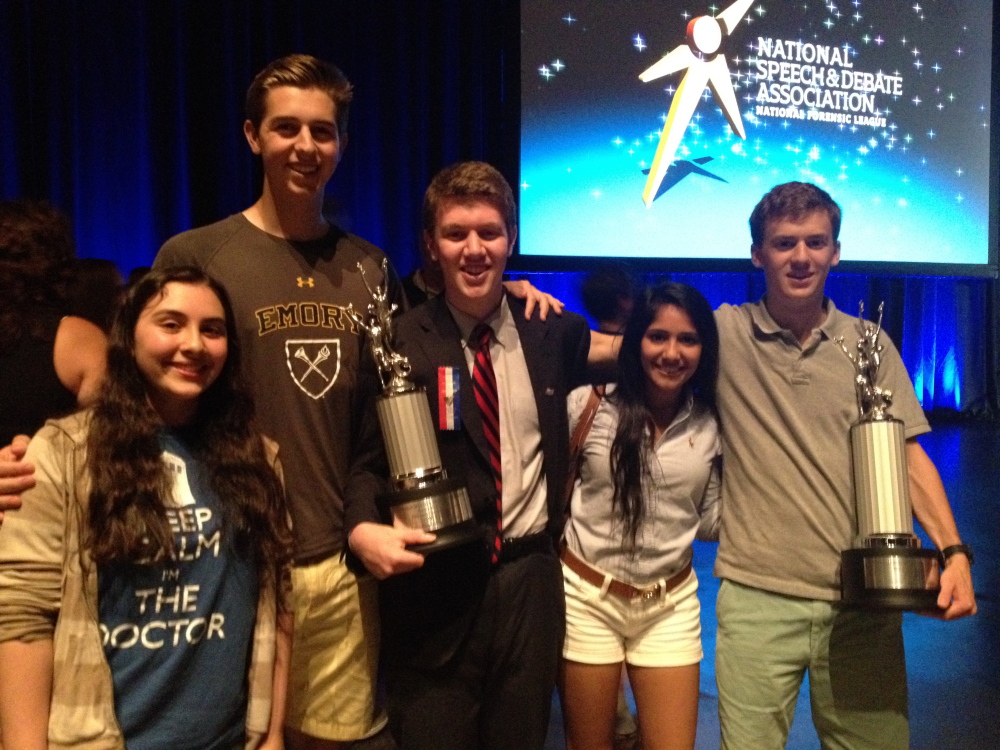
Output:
top-left (940, 543), bottom-right (974, 566)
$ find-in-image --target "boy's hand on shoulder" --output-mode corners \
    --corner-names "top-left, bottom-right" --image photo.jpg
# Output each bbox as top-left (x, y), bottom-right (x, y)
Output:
top-left (503, 279), bottom-right (564, 321)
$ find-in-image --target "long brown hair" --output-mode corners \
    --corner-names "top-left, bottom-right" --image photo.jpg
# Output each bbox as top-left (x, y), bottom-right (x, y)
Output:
top-left (86, 266), bottom-right (292, 598)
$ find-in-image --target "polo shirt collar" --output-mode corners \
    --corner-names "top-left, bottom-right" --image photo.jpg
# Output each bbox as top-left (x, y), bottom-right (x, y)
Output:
top-left (750, 296), bottom-right (840, 340)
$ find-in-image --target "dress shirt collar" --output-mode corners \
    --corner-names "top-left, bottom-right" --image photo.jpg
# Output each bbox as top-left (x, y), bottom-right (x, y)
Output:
top-left (448, 294), bottom-right (516, 353)
top-left (651, 391), bottom-right (697, 445)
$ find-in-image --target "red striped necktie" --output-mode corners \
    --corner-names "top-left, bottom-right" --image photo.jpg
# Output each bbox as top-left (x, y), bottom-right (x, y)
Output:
top-left (471, 323), bottom-right (502, 563)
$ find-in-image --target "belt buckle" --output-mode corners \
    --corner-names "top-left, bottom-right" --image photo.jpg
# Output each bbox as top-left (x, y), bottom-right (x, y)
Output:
top-left (636, 582), bottom-right (661, 602)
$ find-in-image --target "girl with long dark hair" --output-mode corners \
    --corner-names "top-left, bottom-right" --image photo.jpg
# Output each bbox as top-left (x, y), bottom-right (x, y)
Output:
top-left (0, 267), bottom-right (293, 750)
top-left (560, 282), bottom-right (721, 750)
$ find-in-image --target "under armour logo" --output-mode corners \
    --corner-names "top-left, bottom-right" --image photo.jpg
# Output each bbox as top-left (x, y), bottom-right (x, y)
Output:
top-left (297, 277), bottom-right (315, 288)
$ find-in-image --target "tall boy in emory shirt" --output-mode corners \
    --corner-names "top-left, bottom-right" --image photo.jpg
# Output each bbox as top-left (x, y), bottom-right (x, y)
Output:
top-left (154, 55), bottom-right (407, 750)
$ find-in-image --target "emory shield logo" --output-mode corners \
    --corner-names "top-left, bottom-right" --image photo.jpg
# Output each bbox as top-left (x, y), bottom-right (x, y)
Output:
top-left (285, 339), bottom-right (341, 400)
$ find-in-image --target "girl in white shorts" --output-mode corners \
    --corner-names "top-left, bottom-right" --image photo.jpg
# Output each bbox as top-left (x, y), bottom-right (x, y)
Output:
top-left (561, 282), bottom-right (721, 750)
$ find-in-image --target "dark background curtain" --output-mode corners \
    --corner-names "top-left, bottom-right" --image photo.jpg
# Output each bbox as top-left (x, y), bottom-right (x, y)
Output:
top-left (1, 0), bottom-right (996, 415)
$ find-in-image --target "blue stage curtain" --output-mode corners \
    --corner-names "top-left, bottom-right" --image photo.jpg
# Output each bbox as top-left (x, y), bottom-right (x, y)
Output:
top-left (0, 1), bottom-right (996, 416)
top-left (0, 0), bottom-right (512, 274)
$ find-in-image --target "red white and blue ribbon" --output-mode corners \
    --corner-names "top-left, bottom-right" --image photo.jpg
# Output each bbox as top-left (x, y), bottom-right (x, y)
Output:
top-left (438, 366), bottom-right (461, 430)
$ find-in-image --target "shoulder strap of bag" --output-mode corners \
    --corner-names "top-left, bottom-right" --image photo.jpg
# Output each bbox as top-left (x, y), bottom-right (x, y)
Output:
top-left (563, 384), bottom-right (606, 520)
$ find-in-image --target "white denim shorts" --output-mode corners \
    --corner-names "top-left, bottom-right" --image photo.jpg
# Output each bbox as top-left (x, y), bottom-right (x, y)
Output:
top-left (561, 560), bottom-right (703, 667)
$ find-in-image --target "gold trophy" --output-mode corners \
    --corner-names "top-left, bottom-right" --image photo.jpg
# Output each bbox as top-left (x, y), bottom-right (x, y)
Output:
top-left (837, 303), bottom-right (940, 609)
top-left (347, 261), bottom-right (479, 553)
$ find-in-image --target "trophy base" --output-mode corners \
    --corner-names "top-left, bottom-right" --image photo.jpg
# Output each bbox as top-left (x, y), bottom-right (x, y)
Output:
top-left (385, 477), bottom-right (479, 555)
top-left (841, 547), bottom-right (941, 611)
top-left (406, 519), bottom-right (481, 555)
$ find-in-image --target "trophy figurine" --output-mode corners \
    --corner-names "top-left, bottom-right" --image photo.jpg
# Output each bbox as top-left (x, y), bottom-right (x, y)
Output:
top-left (347, 261), bottom-right (479, 553)
top-left (836, 302), bottom-right (940, 609)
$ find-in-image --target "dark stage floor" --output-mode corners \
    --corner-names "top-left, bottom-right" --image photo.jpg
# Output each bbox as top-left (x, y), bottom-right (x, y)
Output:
top-left (356, 421), bottom-right (999, 750)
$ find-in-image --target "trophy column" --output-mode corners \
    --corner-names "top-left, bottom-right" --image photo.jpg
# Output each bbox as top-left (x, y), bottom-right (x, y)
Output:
top-left (838, 303), bottom-right (940, 609)
top-left (376, 385), bottom-right (479, 553)
top-left (841, 418), bottom-right (940, 608)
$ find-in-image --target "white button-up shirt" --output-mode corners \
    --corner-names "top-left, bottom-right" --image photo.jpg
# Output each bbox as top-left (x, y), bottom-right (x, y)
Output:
top-left (563, 385), bottom-right (721, 585)
top-left (449, 296), bottom-right (548, 538)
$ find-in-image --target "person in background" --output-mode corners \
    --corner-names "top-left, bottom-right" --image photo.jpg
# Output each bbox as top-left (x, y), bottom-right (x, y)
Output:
top-left (0, 266), bottom-right (293, 750)
top-left (560, 282), bottom-right (721, 750)
top-left (67, 257), bottom-right (125, 333)
top-left (0, 199), bottom-right (106, 447)
top-left (400, 238), bottom-right (445, 309)
top-left (581, 264), bottom-right (637, 335)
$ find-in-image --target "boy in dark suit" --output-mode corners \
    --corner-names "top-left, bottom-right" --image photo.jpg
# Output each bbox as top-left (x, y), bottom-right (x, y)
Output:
top-left (349, 162), bottom-right (593, 750)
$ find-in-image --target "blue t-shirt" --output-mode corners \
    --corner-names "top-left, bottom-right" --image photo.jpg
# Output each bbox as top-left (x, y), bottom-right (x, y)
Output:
top-left (99, 431), bottom-right (259, 750)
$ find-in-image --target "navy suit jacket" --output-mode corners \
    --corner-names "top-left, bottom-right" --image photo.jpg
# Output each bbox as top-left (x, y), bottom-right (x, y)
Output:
top-left (378, 292), bottom-right (590, 669)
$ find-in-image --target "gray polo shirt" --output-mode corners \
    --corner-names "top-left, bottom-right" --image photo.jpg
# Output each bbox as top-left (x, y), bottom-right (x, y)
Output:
top-left (713, 299), bottom-right (929, 601)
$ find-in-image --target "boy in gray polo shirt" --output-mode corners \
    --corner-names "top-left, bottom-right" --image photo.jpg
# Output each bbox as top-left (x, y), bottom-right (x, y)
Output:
top-left (713, 182), bottom-right (976, 749)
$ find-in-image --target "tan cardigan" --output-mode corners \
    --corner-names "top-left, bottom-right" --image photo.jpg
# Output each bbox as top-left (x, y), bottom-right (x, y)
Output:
top-left (0, 412), bottom-right (284, 750)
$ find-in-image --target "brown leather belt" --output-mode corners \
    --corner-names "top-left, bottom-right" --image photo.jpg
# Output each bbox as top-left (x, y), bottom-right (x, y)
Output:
top-left (560, 544), bottom-right (692, 602)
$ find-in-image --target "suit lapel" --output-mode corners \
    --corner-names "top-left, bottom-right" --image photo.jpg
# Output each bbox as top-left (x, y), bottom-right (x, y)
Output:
top-left (511, 297), bottom-right (552, 417)
top-left (511, 297), bottom-right (564, 527)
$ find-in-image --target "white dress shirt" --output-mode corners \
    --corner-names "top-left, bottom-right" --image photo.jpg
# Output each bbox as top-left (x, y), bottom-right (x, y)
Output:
top-left (448, 296), bottom-right (548, 538)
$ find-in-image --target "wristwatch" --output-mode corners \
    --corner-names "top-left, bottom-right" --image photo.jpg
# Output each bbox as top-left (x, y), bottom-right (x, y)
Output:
top-left (939, 544), bottom-right (974, 566)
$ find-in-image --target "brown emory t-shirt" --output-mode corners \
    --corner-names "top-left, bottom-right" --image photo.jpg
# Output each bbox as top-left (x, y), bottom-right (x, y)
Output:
top-left (155, 214), bottom-right (401, 562)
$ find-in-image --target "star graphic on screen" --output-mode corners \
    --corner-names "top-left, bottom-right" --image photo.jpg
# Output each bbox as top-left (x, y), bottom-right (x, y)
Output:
top-left (638, 0), bottom-right (754, 207)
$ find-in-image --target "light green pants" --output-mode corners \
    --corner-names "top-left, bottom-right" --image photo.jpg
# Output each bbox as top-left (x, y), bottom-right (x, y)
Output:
top-left (716, 579), bottom-right (908, 750)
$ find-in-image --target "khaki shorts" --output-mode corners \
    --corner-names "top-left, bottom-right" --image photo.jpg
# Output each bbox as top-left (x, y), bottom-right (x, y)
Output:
top-left (285, 555), bottom-right (381, 742)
